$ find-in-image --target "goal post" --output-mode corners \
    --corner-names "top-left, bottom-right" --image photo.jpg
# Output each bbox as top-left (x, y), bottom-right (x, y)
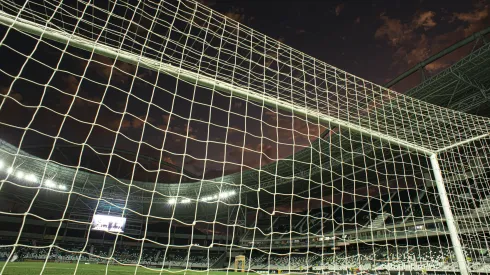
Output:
top-left (0, 0), bottom-right (489, 275)
top-left (429, 154), bottom-right (468, 275)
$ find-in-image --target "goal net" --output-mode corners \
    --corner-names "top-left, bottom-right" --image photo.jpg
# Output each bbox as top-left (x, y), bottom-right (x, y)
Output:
top-left (0, 0), bottom-right (489, 274)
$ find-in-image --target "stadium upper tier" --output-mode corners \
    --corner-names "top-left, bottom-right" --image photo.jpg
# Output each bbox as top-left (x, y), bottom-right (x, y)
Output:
top-left (0, 0), bottom-right (489, 217)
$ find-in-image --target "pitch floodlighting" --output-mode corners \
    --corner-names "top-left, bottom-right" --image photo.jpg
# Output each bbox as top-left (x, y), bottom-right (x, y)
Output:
top-left (25, 173), bottom-right (38, 183)
top-left (15, 170), bottom-right (25, 180)
top-left (44, 179), bottom-right (56, 188)
top-left (168, 198), bottom-right (177, 205)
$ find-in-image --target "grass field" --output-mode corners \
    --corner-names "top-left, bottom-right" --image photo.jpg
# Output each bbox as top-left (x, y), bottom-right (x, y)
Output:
top-left (0, 262), bottom-right (247, 275)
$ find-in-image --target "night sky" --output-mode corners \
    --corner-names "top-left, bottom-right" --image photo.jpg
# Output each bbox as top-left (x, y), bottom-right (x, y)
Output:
top-left (0, 0), bottom-right (489, 183)
top-left (200, 0), bottom-right (490, 89)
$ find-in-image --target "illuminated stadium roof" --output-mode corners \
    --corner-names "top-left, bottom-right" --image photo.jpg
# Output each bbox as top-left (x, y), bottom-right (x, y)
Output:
top-left (406, 39), bottom-right (490, 116)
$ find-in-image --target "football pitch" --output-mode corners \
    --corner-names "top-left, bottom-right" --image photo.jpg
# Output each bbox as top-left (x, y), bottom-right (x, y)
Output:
top-left (0, 262), bottom-right (247, 275)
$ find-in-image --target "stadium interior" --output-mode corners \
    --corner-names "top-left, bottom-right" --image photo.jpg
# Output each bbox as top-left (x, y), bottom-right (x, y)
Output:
top-left (0, 0), bottom-right (490, 275)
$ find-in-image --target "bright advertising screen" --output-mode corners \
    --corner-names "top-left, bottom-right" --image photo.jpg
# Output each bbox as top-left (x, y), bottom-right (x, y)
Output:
top-left (91, 214), bottom-right (126, 233)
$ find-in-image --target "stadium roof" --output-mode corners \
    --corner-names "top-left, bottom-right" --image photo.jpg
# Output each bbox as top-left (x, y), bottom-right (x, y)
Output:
top-left (405, 33), bottom-right (490, 116)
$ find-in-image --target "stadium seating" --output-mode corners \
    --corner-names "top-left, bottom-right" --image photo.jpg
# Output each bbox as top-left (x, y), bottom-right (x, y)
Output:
top-left (0, 245), bottom-right (222, 269)
top-left (2, 244), bottom-right (490, 272)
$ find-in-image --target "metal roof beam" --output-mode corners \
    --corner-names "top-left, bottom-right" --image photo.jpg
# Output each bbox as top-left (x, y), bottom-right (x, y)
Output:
top-left (386, 26), bottom-right (490, 88)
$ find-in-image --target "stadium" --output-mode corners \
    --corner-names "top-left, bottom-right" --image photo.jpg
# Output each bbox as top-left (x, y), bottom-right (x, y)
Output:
top-left (0, 0), bottom-right (489, 275)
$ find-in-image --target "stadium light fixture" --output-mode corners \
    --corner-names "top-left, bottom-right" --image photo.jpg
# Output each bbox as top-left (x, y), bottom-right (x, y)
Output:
top-left (168, 198), bottom-right (177, 205)
top-left (44, 179), bottom-right (56, 188)
top-left (200, 196), bottom-right (211, 202)
top-left (219, 190), bottom-right (237, 199)
top-left (169, 191), bottom-right (237, 204)
top-left (15, 170), bottom-right (25, 180)
top-left (58, 184), bottom-right (66, 190)
top-left (6, 167), bottom-right (13, 174)
top-left (25, 173), bottom-right (38, 183)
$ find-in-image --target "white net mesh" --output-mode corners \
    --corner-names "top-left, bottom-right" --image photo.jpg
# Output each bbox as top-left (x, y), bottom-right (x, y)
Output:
top-left (0, 0), bottom-right (488, 274)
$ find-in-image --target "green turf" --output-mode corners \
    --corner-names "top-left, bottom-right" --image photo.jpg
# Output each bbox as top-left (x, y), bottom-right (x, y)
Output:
top-left (0, 262), bottom-right (247, 275)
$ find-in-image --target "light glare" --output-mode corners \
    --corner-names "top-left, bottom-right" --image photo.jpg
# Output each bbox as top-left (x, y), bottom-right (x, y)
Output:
top-left (25, 174), bottom-right (38, 183)
top-left (168, 198), bottom-right (177, 205)
top-left (15, 171), bottom-right (25, 179)
top-left (45, 179), bottom-right (56, 188)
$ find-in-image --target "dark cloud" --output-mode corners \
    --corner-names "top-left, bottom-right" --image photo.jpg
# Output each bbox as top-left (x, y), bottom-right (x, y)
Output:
top-left (452, 4), bottom-right (489, 36)
top-left (91, 55), bottom-right (137, 84)
top-left (0, 87), bottom-right (22, 102)
top-left (335, 3), bottom-right (345, 16)
top-left (375, 4), bottom-right (489, 75)
top-left (233, 101), bottom-right (243, 109)
top-left (195, 0), bottom-right (216, 7)
top-left (412, 11), bottom-right (437, 30)
top-left (375, 14), bottom-right (416, 47)
top-left (109, 115), bottom-right (155, 131)
top-left (224, 7), bottom-right (247, 24)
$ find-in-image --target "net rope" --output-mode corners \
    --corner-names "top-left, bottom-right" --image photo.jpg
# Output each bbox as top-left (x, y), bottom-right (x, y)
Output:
top-left (0, 0), bottom-right (488, 274)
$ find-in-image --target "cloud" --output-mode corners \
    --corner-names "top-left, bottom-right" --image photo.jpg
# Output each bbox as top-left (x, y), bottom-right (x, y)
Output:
top-left (63, 74), bottom-right (80, 94)
top-left (355, 17), bottom-right (361, 24)
top-left (163, 114), bottom-right (171, 124)
top-left (218, 110), bottom-right (328, 173)
top-left (452, 4), bottom-right (489, 36)
top-left (296, 29), bottom-right (306, 34)
top-left (263, 111), bottom-right (327, 146)
top-left (264, 50), bottom-right (278, 67)
top-left (424, 58), bottom-right (453, 72)
top-left (224, 7), bottom-right (246, 24)
top-left (375, 14), bottom-right (414, 47)
top-left (92, 55), bottom-right (136, 84)
top-left (453, 5), bottom-right (489, 22)
top-left (375, 10), bottom-right (437, 46)
top-left (58, 75), bottom-right (106, 110)
top-left (335, 3), bottom-right (345, 16)
top-left (110, 115), bottom-right (155, 130)
top-left (227, 126), bottom-right (243, 136)
top-left (233, 101), bottom-right (243, 109)
top-left (163, 156), bottom-right (175, 165)
top-left (0, 87), bottom-right (22, 102)
top-left (393, 34), bottom-right (430, 67)
top-left (412, 11), bottom-right (437, 30)
top-left (195, 0), bottom-right (216, 7)
top-left (375, 4), bottom-right (489, 78)
top-left (226, 142), bottom-right (276, 169)
top-left (156, 114), bottom-right (173, 131)
top-left (73, 95), bottom-right (102, 108)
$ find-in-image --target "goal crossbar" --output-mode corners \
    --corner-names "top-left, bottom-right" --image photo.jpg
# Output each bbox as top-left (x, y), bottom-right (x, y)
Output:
top-left (0, 10), bottom-right (435, 156)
